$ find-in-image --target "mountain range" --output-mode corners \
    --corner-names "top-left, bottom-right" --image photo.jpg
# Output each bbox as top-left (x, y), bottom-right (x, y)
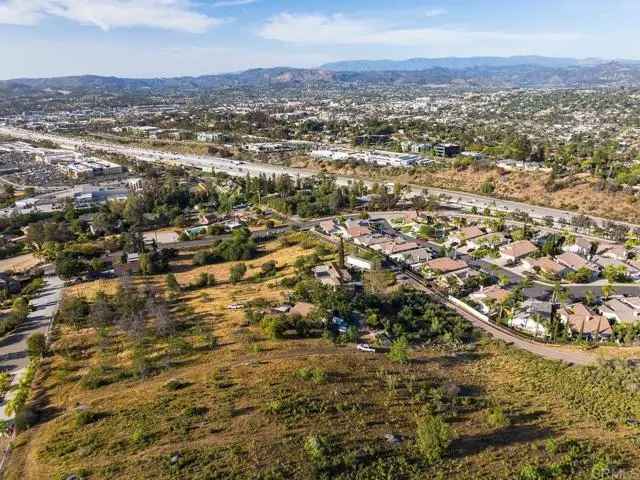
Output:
top-left (3, 57), bottom-right (640, 96)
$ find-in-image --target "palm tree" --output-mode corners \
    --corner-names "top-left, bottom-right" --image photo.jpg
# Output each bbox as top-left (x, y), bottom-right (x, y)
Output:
top-left (551, 281), bottom-right (568, 305)
top-left (601, 282), bottom-right (616, 300)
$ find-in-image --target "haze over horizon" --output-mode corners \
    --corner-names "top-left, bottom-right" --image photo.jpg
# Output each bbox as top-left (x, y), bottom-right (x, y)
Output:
top-left (1, 0), bottom-right (640, 79)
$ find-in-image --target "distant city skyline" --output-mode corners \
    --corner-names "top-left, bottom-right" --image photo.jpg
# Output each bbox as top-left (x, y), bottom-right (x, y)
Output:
top-left (1, 0), bottom-right (640, 79)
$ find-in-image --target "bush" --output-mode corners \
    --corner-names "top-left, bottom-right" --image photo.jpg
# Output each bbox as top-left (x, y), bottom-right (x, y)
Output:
top-left (27, 333), bottom-right (47, 358)
top-left (229, 263), bottom-right (247, 284)
top-left (260, 316), bottom-right (286, 340)
top-left (304, 434), bottom-right (329, 464)
top-left (75, 409), bottom-right (103, 427)
top-left (387, 337), bottom-right (409, 364)
top-left (415, 414), bottom-right (454, 464)
top-left (486, 405), bottom-right (510, 429)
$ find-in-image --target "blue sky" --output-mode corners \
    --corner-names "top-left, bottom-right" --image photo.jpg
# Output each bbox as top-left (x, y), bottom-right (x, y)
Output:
top-left (1, 0), bottom-right (639, 79)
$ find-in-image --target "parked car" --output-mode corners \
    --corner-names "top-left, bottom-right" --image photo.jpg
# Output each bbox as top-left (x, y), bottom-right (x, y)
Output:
top-left (357, 343), bottom-right (376, 353)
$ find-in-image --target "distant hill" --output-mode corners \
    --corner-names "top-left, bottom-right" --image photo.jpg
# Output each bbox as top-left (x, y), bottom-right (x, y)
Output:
top-left (3, 60), bottom-right (640, 96)
top-left (320, 56), bottom-right (615, 72)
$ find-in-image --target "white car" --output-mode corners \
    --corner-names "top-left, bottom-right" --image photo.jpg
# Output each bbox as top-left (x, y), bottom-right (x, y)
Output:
top-left (357, 343), bottom-right (376, 353)
top-left (227, 303), bottom-right (244, 310)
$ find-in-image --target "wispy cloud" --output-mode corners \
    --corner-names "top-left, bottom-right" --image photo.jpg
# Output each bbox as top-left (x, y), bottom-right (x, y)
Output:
top-left (0, 0), bottom-right (221, 32)
top-left (424, 8), bottom-right (447, 17)
top-left (213, 0), bottom-right (257, 6)
top-left (259, 12), bottom-right (583, 48)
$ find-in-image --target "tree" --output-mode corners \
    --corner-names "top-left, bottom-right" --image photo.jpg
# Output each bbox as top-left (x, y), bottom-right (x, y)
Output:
top-left (387, 337), bottom-right (409, 364)
top-left (415, 414), bottom-right (454, 464)
top-left (338, 238), bottom-right (345, 269)
top-left (55, 255), bottom-right (85, 279)
top-left (26, 333), bottom-right (47, 358)
top-left (229, 263), bottom-right (247, 284)
top-left (261, 260), bottom-right (277, 276)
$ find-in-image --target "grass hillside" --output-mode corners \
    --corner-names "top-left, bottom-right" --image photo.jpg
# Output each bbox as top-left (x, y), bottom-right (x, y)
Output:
top-left (5, 237), bottom-right (640, 479)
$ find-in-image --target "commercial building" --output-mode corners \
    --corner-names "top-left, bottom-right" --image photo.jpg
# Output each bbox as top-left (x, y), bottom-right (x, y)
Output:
top-left (434, 143), bottom-right (462, 158)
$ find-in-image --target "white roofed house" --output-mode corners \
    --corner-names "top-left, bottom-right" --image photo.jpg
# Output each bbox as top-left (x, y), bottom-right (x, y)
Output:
top-left (390, 247), bottom-right (433, 268)
top-left (510, 300), bottom-right (553, 338)
top-left (562, 237), bottom-right (595, 257)
top-left (599, 297), bottom-right (640, 325)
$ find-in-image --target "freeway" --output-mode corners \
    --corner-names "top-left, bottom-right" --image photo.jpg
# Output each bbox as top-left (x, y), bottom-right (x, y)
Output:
top-left (2, 126), bottom-right (639, 231)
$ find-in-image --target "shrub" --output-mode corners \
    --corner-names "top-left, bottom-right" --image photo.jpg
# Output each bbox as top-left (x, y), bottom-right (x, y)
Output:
top-left (27, 333), bottom-right (47, 358)
top-left (387, 337), bottom-right (409, 364)
top-left (304, 434), bottom-right (328, 464)
top-left (260, 316), bottom-right (286, 340)
top-left (415, 414), bottom-right (454, 464)
top-left (229, 263), bottom-right (247, 284)
top-left (485, 405), bottom-right (510, 429)
top-left (75, 409), bottom-right (103, 427)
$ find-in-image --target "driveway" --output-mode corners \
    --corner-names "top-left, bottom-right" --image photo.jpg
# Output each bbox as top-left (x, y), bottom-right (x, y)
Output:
top-left (0, 274), bottom-right (63, 418)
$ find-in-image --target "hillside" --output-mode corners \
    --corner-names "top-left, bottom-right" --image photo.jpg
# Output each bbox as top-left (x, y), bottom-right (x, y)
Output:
top-left (5, 236), bottom-right (640, 479)
top-left (4, 62), bottom-right (640, 96)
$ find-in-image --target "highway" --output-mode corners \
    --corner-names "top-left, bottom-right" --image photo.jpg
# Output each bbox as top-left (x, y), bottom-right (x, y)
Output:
top-left (2, 126), bottom-right (639, 231)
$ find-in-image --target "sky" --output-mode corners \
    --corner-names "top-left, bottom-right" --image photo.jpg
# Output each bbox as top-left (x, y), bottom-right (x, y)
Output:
top-left (1, 0), bottom-right (639, 79)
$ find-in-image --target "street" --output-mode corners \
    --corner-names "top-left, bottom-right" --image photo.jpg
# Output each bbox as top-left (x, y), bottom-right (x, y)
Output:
top-left (0, 274), bottom-right (63, 419)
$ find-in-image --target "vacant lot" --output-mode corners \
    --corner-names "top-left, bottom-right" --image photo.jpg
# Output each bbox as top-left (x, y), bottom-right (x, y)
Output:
top-left (291, 157), bottom-right (640, 223)
top-left (0, 253), bottom-right (40, 273)
top-left (5, 237), bottom-right (640, 480)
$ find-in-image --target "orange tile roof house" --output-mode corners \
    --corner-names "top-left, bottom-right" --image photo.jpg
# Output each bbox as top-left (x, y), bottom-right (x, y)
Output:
top-left (500, 240), bottom-right (538, 262)
top-left (448, 226), bottom-right (484, 245)
top-left (288, 302), bottom-right (316, 318)
top-left (558, 303), bottom-right (612, 339)
top-left (425, 257), bottom-right (468, 274)
top-left (556, 252), bottom-right (598, 274)
top-left (523, 257), bottom-right (572, 278)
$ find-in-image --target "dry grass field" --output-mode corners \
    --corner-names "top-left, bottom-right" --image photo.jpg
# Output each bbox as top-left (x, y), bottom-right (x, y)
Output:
top-left (5, 237), bottom-right (640, 479)
top-left (0, 253), bottom-right (41, 274)
top-left (291, 157), bottom-right (640, 223)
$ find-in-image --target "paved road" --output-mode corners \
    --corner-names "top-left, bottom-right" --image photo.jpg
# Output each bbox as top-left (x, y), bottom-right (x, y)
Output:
top-left (2, 127), bottom-right (638, 231)
top-left (0, 274), bottom-right (63, 417)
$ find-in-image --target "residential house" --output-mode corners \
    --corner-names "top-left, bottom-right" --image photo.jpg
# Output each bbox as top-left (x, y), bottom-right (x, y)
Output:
top-left (523, 257), bottom-right (571, 278)
top-left (390, 248), bottom-right (433, 267)
top-left (345, 255), bottom-right (374, 271)
top-left (500, 240), bottom-right (538, 263)
top-left (288, 302), bottom-right (316, 318)
top-left (353, 234), bottom-right (392, 248)
top-left (380, 241), bottom-right (420, 256)
top-left (312, 263), bottom-right (353, 288)
top-left (562, 237), bottom-right (594, 257)
top-left (318, 219), bottom-right (338, 236)
top-left (555, 252), bottom-right (599, 280)
top-left (447, 226), bottom-right (484, 246)
top-left (467, 232), bottom-right (508, 250)
top-left (599, 297), bottom-right (640, 325)
top-left (598, 244), bottom-right (629, 261)
top-left (558, 303), bottom-right (613, 340)
top-left (594, 256), bottom-right (640, 281)
top-left (469, 285), bottom-right (511, 314)
top-left (424, 257), bottom-right (468, 275)
top-left (340, 223), bottom-right (371, 239)
top-left (511, 300), bottom-right (553, 338)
